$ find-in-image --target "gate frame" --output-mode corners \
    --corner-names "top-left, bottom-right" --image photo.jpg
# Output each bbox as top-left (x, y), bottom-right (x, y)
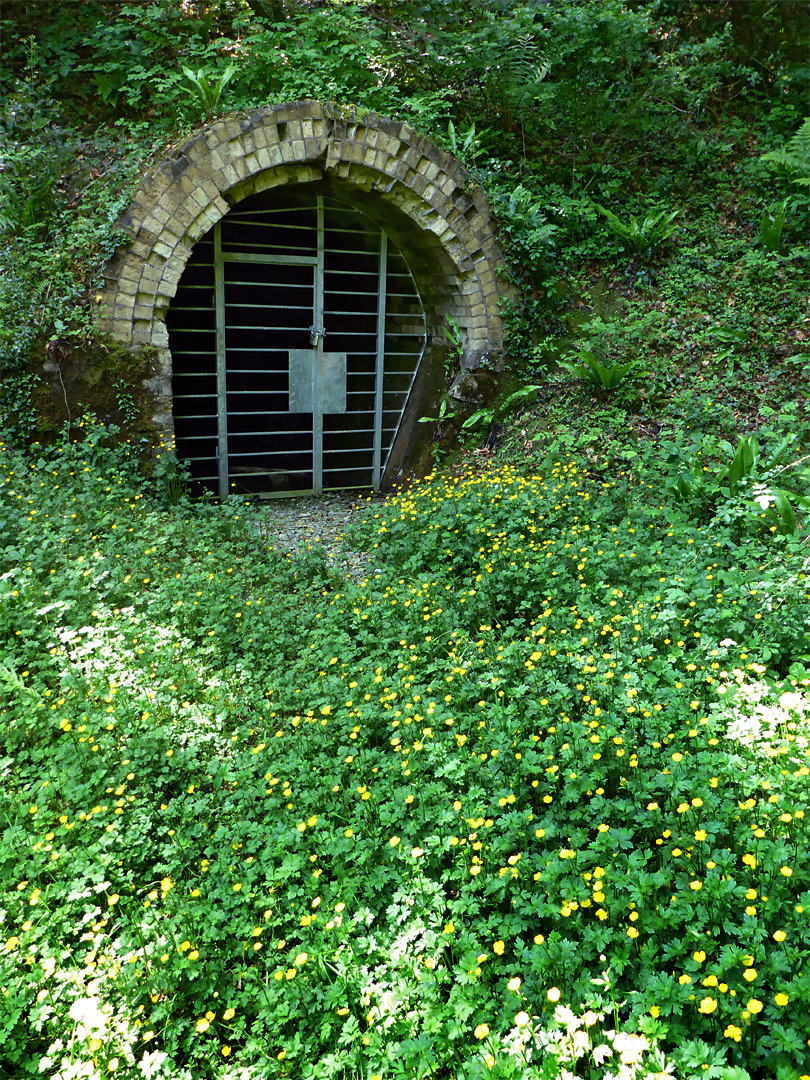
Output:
top-left (197, 193), bottom-right (425, 496)
top-left (100, 101), bottom-right (510, 484)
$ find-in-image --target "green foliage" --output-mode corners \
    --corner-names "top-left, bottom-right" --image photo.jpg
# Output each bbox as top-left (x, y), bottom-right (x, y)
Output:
top-left (181, 64), bottom-right (236, 119)
top-left (493, 185), bottom-right (558, 274)
top-left (112, 379), bottom-right (140, 428)
top-left (0, 7), bottom-right (809, 1072)
top-left (595, 205), bottom-right (681, 261)
top-left (0, 373), bottom-right (41, 444)
top-left (758, 199), bottom-right (789, 253)
top-left (443, 315), bottom-right (464, 369)
top-left (0, 38), bottom-right (155, 376)
top-left (666, 432), bottom-right (810, 536)
top-left (1, 0), bottom-right (807, 395)
top-left (461, 384), bottom-right (542, 432)
top-left (152, 447), bottom-right (192, 508)
top-left (760, 117), bottom-right (810, 190)
top-left (442, 120), bottom-right (489, 166)
top-left (558, 349), bottom-right (638, 392)
top-left (3, 427), bottom-right (810, 1077)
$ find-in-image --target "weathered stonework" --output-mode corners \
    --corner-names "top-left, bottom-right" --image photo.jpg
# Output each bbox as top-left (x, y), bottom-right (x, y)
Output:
top-left (101, 100), bottom-right (510, 452)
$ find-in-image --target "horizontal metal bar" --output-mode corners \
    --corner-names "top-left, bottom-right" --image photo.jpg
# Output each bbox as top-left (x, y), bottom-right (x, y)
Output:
top-left (222, 417), bottom-right (294, 424)
top-left (223, 300), bottom-right (312, 308)
top-left (225, 212), bottom-right (314, 223)
top-left (228, 452), bottom-right (311, 460)
top-left (223, 286), bottom-right (313, 296)
top-left (222, 247), bottom-right (317, 259)
top-left (225, 310), bottom-right (312, 319)
top-left (223, 333), bottom-right (311, 339)
top-left (223, 408), bottom-right (295, 416)
top-left (325, 302), bottom-right (377, 310)
top-left (322, 269), bottom-right (378, 278)
top-left (221, 252), bottom-right (318, 266)
top-left (223, 229), bottom-right (315, 238)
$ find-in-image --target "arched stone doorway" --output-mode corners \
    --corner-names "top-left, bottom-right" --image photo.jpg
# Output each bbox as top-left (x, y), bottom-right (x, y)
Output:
top-left (168, 183), bottom-right (427, 496)
top-left (101, 101), bottom-right (509, 492)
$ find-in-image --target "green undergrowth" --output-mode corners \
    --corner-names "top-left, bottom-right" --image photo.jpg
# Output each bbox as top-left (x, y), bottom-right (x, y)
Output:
top-left (2, 422), bottom-right (810, 1080)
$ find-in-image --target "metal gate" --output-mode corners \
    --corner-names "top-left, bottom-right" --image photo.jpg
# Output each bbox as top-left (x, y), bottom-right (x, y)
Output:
top-left (166, 190), bottom-right (427, 496)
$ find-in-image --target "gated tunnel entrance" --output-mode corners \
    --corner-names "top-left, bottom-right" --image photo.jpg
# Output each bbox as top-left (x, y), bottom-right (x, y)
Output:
top-left (166, 186), bottom-right (426, 497)
top-left (101, 102), bottom-right (509, 486)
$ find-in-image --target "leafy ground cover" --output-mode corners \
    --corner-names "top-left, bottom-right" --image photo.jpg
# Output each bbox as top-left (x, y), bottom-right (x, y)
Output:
top-left (1, 4), bottom-right (809, 1079)
top-left (2, 422), bottom-right (810, 1080)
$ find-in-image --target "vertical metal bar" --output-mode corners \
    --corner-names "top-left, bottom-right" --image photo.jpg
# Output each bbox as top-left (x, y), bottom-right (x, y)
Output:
top-left (372, 230), bottom-right (388, 490)
top-left (381, 256), bottom-right (427, 475)
top-left (214, 221), bottom-right (229, 499)
top-left (313, 196), bottom-right (325, 494)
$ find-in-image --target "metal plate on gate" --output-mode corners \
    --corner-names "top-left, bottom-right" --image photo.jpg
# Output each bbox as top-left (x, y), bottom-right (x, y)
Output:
top-left (288, 349), bottom-right (347, 414)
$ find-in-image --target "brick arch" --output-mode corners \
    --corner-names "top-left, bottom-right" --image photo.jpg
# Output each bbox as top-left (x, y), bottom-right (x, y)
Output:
top-left (101, 100), bottom-right (509, 443)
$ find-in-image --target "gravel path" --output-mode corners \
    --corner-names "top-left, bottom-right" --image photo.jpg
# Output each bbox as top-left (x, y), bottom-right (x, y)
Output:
top-left (254, 493), bottom-right (384, 582)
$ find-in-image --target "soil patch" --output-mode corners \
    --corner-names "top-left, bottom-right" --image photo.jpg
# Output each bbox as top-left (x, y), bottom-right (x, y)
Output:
top-left (254, 492), bottom-right (382, 583)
